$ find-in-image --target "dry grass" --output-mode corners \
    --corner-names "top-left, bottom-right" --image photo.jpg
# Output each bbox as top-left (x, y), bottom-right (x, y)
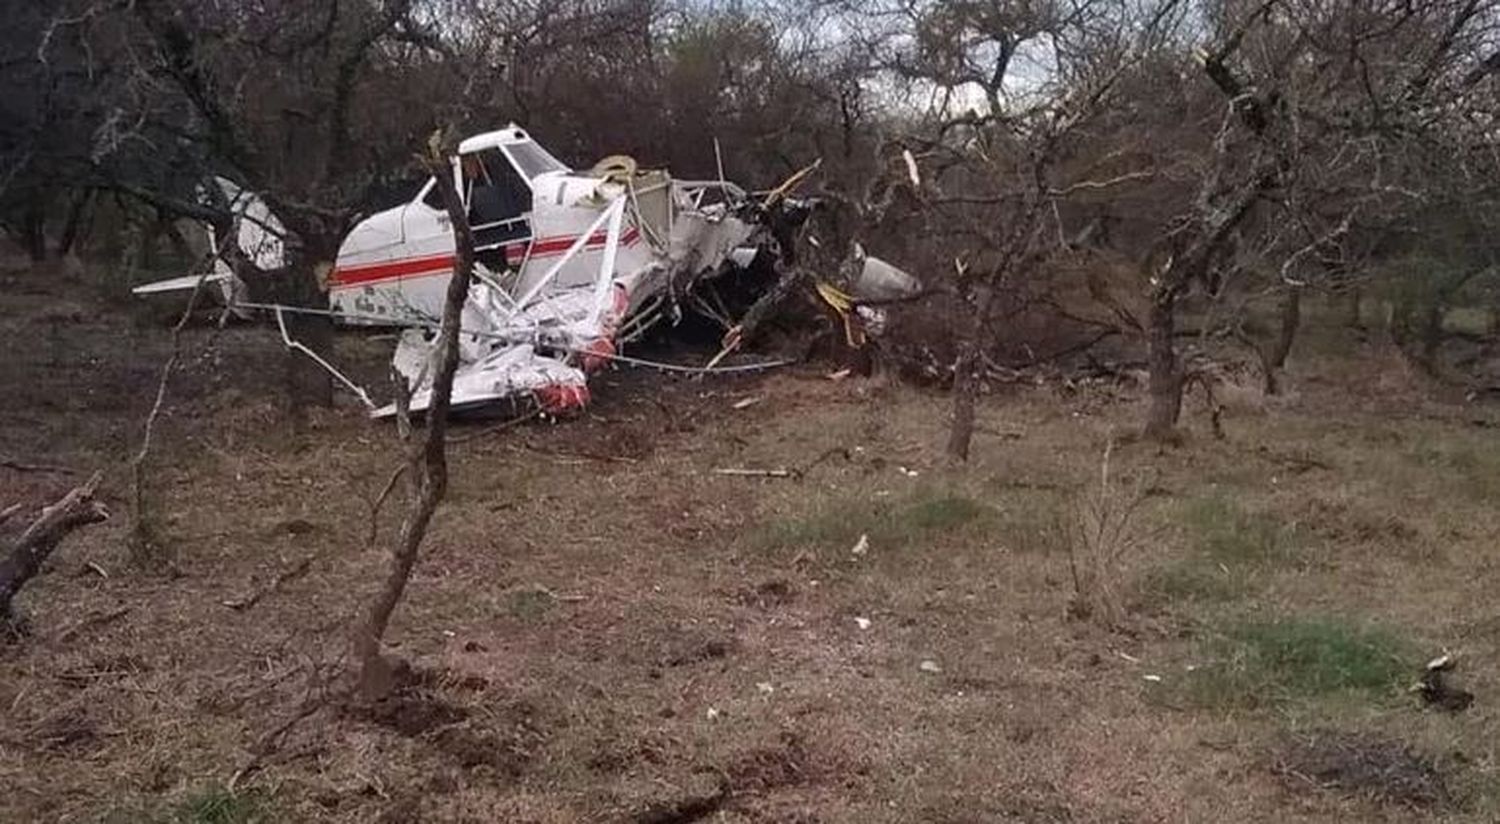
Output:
top-left (1277, 730), bottom-right (1451, 810)
top-left (1063, 439), bottom-right (1147, 627)
top-left (5, 270), bottom-right (1500, 822)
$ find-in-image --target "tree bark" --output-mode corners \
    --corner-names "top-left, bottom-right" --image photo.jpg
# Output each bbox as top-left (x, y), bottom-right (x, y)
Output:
top-left (1262, 285), bottom-right (1301, 395)
top-left (351, 151), bottom-right (474, 700)
top-left (1419, 298), bottom-right (1444, 370)
top-left (945, 215), bottom-right (1046, 462)
top-left (139, 216), bottom-right (165, 272)
top-left (275, 238), bottom-right (337, 412)
top-left (1, 472), bottom-right (109, 632)
top-left (55, 189), bottom-right (94, 259)
top-left (1144, 285), bottom-right (1183, 441)
top-left (21, 200), bottom-right (47, 263)
top-left (1408, 268), bottom-right (1478, 373)
top-left (946, 272), bottom-right (1000, 463)
top-left (947, 345), bottom-right (979, 462)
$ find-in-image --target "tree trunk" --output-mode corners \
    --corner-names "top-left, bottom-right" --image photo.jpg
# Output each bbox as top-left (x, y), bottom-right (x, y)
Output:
top-left (130, 270), bottom-right (215, 567)
top-left (55, 189), bottom-right (93, 259)
top-left (1346, 285), bottom-right (1363, 329)
top-left (21, 200), bottom-right (47, 263)
top-left (1262, 285), bottom-right (1301, 395)
top-left (352, 152), bottom-right (475, 700)
top-left (1144, 286), bottom-right (1183, 441)
top-left (1419, 298), bottom-right (1444, 371)
top-left (947, 345), bottom-right (979, 462)
top-left (947, 276), bottom-right (998, 463)
top-left (277, 245), bottom-right (336, 412)
top-left (139, 216), bottom-right (166, 273)
top-left (945, 250), bottom-right (1029, 462)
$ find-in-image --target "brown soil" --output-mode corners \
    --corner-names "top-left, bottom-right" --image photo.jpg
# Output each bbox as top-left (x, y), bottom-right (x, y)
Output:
top-left (1278, 731), bottom-right (1451, 810)
top-left (3, 258), bottom-right (1500, 822)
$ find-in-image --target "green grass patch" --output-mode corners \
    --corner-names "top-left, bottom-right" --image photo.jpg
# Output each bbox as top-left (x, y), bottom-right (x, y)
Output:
top-left (104, 785), bottom-right (275, 824)
top-left (904, 495), bottom-right (985, 530)
top-left (995, 505), bottom-right (1063, 554)
top-left (984, 485), bottom-right (1066, 554)
top-left (1139, 560), bottom-right (1247, 606)
top-left (505, 587), bottom-right (557, 624)
top-left (752, 488), bottom-right (988, 552)
top-left (167, 786), bottom-right (274, 824)
top-left (1182, 495), bottom-right (1289, 565)
top-left (1183, 617), bottom-right (1413, 710)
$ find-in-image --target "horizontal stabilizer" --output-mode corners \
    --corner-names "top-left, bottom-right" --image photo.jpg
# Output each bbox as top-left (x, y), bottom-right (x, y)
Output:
top-left (131, 273), bottom-right (230, 296)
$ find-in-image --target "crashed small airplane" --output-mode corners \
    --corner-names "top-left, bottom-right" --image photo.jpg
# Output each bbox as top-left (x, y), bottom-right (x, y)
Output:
top-left (135, 125), bottom-right (918, 417)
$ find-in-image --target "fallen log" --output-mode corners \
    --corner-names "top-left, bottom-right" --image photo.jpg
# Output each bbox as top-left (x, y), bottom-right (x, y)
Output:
top-left (0, 471), bottom-right (110, 634)
top-left (1, 457), bottom-right (77, 475)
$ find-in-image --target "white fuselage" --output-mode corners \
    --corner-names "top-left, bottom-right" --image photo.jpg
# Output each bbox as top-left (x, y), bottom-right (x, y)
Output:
top-left (329, 128), bottom-right (657, 323)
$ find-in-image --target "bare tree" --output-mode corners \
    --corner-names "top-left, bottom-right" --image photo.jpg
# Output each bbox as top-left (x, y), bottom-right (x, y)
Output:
top-left (350, 136), bottom-right (475, 700)
top-left (835, 0), bottom-right (1185, 459)
top-left (1134, 0), bottom-right (1500, 438)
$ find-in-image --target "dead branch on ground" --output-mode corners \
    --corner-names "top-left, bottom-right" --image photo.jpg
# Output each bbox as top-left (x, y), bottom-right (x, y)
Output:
top-left (227, 695), bottom-right (330, 792)
top-left (0, 471), bottom-right (110, 636)
top-left (222, 557), bottom-right (314, 611)
top-left (0, 503), bottom-right (24, 528)
top-left (53, 605), bottom-right (131, 644)
top-left (1, 458), bottom-right (76, 475)
top-left (712, 446), bottom-right (851, 481)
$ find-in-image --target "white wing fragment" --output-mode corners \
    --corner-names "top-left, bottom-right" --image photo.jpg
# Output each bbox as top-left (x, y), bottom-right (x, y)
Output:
top-left (903, 149), bottom-right (921, 188)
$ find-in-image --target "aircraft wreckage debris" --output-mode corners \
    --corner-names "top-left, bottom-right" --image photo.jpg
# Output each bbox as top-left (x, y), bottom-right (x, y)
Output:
top-left (134, 124), bottom-right (922, 420)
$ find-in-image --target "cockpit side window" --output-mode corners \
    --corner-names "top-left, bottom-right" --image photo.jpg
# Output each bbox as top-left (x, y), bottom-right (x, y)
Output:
top-left (419, 179), bottom-right (445, 211)
top-left (460, 149), bottom-right (532, 261)
top-left (505, 140), bottom-right (568, 180)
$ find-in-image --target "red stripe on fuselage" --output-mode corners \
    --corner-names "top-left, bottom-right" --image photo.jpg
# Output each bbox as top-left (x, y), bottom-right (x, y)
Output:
top-left (330, 253), bottom-right (454, 286)
top-left (330, 228), bottom-right (642, 289)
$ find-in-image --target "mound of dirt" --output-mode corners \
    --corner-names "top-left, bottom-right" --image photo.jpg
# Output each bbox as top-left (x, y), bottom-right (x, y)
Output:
top-left (1277, 730), bottom-right (1449, 809)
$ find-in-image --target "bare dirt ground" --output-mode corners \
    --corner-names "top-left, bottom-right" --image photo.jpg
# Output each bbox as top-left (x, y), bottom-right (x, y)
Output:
top-left (4, 258), bottom-right (1500, 823)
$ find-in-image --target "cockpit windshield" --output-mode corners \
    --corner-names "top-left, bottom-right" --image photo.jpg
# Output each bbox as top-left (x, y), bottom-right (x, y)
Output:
top-left (505, 140), bottom-right (568, 180)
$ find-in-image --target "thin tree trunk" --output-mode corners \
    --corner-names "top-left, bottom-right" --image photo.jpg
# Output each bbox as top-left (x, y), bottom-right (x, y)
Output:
top-left (1346, 284), bottom-right (1363, 329)
top-left (945, 220), bottom-right (1043, 462)
top-left (1419, 298), bottom-right (1444, 370)
top-left (278, 250), bottom-right (336, 412)
top-left (21, 201), bottom-right (47, 263)
top-left (352, 151), bottom-right (475, 700)
top-left (1144, 286), bottom-right (1183, 441)
top-left (947, 275), bottom-right (997, 463)
top-left (130, 266), bottom-right (215, 566)
top-left (947, 345), bottom-right (979, 462)
top-left (55, 189), bottom-right (93, 259)
top-left (139, 214), bottom-right (167, 273)
top-left (1262, 285), bottom-right (1301, 395)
